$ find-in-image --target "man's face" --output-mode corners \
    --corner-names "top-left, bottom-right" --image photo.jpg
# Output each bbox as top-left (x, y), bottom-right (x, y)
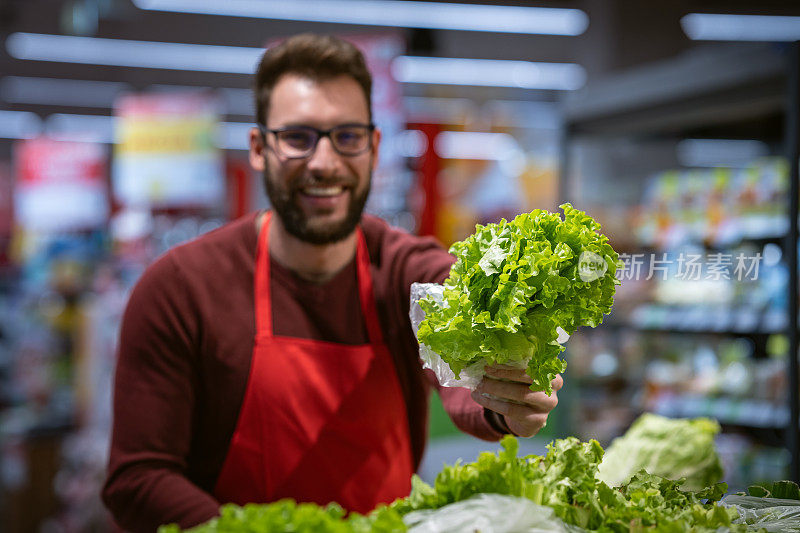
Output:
top-left (249, 73), bottom-right (380, 244)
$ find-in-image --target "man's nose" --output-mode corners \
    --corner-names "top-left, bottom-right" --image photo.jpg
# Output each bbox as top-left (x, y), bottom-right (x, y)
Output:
top-left (305, 135), bottom-right (340, 175)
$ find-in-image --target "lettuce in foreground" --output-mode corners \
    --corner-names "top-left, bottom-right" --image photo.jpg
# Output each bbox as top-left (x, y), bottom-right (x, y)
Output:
top-left (159, 436), bottom-right (743, 533)
top-left (597, 413), bottom-right (724, 491)
top-left (158, 500), bottom-right (406, 533)
top-left (391, 435), bottom-right (741, 532)
top-left (417, 203), bottom-right (620, 394)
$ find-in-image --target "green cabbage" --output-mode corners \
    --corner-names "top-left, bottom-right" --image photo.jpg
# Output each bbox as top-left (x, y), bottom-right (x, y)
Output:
top-left (417, 203), bottom-right (620, 394)
top-left (597, 413), bottom-right (724, 491)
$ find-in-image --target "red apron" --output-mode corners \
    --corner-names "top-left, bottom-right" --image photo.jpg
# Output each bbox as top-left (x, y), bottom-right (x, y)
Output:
top-left (213, 212), bottom-right (413, 513)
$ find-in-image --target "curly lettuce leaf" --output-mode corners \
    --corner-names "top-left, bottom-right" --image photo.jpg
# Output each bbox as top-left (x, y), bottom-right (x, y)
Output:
top-left (158, 500), bottom-right (406, 533)
top-left (417, 203), bottom-right (620, 393)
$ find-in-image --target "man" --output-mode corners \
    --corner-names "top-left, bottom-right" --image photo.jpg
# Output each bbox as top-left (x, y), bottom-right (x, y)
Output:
top-left (102, 33), bottom-right (562, 532)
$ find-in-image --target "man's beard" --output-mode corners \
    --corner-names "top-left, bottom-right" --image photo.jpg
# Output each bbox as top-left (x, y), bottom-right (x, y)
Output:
top-left (263, 167), bottom-right (371, 245)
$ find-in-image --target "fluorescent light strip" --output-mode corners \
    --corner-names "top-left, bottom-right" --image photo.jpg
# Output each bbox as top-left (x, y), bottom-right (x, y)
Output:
top-left (393, 56), bottom-right (586, 90)
top-left (682, 13), bottom-right (800, 41)
top-left (6, 33), bottom-right (263, 73)
top-left (0, 110), bottom-right (43, 139)
top-left (133, 0), bottom-right (588, 36)
top-left (6, 33), bottom-right (585, 92)
top-left (434, 131), bottom-right (521, 160)
top-left (1, 76), bottom-right (132, 107)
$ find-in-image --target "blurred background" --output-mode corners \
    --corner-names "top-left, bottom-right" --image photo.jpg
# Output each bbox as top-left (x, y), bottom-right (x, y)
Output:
top-left (1, 0), bottom-right (800, 531)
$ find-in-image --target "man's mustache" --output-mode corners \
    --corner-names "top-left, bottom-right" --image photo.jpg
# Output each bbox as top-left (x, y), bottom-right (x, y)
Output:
top-left (292, 175), bottom-right (358, 189)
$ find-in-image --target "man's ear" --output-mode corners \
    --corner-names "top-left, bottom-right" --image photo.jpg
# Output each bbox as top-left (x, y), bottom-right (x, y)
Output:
top-left (370, 126), bottom-right (381, 171)
top-left (249, 127), bottom-right (265, 171)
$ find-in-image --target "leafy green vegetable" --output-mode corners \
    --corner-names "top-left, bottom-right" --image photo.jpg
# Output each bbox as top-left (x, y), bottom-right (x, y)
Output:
top-left (597, 413), bottom-right (724, 491)
top-left (417, 203), bottom-right (619, 394)
top-left (158, 500), bottom-right (406, 533)
top-left (746, 480), bottom-right (800, 500)
top-left (391, 435), bottom-right (742, 532)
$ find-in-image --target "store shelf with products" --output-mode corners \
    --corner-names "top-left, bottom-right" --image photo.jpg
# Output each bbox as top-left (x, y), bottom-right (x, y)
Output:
top-left (560, 41), bottom-right (798, 488)
top-left (0, 208), bottom-right (228, 532)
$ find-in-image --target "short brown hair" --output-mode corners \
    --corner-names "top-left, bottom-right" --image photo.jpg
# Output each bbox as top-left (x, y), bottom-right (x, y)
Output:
top-left (254, 33), bottom-right (372, 125)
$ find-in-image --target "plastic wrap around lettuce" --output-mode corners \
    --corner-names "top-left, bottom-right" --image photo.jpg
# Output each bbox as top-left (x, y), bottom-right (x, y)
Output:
top-left (416, 203), bottom-right (620, 394)
top-left (597, 413), bottom-right (724, 491)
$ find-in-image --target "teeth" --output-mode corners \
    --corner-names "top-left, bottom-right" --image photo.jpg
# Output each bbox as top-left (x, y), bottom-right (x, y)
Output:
top-left (303, 186), bottom-right (343, 197)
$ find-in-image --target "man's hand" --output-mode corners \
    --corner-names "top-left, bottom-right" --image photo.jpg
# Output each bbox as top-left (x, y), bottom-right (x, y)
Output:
top-left (470, 365), bottom-right (563, 438)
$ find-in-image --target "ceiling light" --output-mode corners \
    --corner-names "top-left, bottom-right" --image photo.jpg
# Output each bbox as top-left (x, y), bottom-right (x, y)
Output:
top-left (133, 0), bottom-right (588, 36)
top-left (681, 13), bottom-right (800, 41)
top-left (1, 76), bottom-right (132, 107)
top-left (0, 110), bottom-right (42, 139)
top-left (392, 56), bottom-right (586, 90)
top-left (6, 33), bottom-right (263, 73)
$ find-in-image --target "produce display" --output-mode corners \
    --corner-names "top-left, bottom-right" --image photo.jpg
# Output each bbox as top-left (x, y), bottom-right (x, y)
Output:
top-left (392, 435), bottom-right (738, 532)
top-left (161, 432), bottom-right (800, 532)
top-left (417, 204), bottom-right (620, 394)
top-left (597, 413), bottom-right (724, 491)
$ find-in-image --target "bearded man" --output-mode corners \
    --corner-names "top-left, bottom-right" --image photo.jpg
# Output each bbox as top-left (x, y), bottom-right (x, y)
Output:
top-left (102, 33), bottom-right (562, 532)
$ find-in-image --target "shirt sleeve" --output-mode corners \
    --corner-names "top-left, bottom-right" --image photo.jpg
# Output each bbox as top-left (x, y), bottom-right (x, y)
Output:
top-left (102, 253), bottom-right (220, 532)
top-left (401, 236), bottom-right (504, 442)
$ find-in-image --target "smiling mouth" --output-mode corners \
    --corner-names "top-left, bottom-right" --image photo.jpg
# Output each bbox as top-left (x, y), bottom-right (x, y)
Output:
top-left (301, 185), bottom-right (345, 197)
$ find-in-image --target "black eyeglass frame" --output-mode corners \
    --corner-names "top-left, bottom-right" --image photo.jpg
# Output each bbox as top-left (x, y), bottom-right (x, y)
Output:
top-left (257, 123), bottom-right (376, 159)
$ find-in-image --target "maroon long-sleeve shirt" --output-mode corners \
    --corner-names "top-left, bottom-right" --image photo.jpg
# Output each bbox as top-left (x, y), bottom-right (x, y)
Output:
top-left (102, 211), bottom-right (503, 532)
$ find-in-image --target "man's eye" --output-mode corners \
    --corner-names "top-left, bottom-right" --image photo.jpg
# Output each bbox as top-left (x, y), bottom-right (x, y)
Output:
top-left (280, 131), bottom-right (313, 148)
top-left (334, 129), bottom-right (364, 146)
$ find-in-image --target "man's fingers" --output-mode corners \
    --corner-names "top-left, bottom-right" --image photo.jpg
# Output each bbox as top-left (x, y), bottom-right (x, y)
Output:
top-left (483, 366), bottom-right (533, 384)
top-left (483, 367), bottom-right (564, 394)
top-left (471, 390), bottom-right (548, 437)
top-left (476, 377), bottom-right (558, 412)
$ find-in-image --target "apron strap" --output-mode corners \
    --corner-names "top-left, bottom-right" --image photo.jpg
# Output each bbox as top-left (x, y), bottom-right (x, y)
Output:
top-left (255, 211), bottom-right (384, 346)
top-left (255, 211), bottom-right (273, 336)
top-left (355, 229), bottom-right (384, 346)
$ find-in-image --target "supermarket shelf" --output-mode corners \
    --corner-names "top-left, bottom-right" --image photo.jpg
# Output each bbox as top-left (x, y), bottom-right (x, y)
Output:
top-left (636, 228), bottom-right (789, 253)
top-left (651, 394), bottom-right (788, 430)
top-left (604, 305), bottom-right (787, 336)
top-left (562, 40), bottom-right (799, 481)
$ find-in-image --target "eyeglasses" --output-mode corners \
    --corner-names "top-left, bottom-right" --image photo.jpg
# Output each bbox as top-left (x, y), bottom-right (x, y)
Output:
top-left (258, 123), bottom-right (375, 159)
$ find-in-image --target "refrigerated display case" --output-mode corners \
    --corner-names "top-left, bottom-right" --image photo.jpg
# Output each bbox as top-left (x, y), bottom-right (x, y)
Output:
top-left (560, 42), bottom-right (799, 489)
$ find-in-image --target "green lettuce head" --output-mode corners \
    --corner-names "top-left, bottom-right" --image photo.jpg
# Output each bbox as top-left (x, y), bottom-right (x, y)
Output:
top-left (597, 413), bottom-right (724, 491)
top-left (416, 203), bottom-right (620, 394)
